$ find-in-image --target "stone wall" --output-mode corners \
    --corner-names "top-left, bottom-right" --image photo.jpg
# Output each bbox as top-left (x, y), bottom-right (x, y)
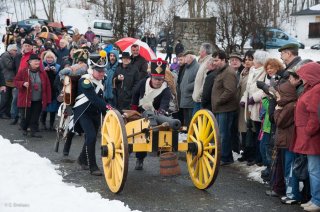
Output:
top-left (173, 16), bottom-right (217, 53)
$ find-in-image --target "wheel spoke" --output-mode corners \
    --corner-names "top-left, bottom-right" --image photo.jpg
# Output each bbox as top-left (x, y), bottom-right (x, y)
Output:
top-left (115, 154), bottom-right (124, 170)
top-left (204, 131), bottom-right (215, 146)
top-left (203, 156), bottom-right (214, 176)
top-left (190, 155), bottom-right (198, 167)
top-left (189, 134), bottom-right (197, 143)
top-left (115, 149), bottom-right (123, 154)
top-left (204, 145), bottom-right (216, 151)
top-left (204, 151), bottom-right (216, 164)
top-left (192, 123), bottom-right (199, 140)
top-left (202, 158), bottom-right (209, 183)
top-left (194, 159), bottom-right (200, 178)
top-left (198, 158), bottom-right (203, 183)
top-left (202, 115), bottom-right (207, 135)
top-left (203, 119), bottom-right (211, 139)
top-left (197, 116), bottom-right (203, 139)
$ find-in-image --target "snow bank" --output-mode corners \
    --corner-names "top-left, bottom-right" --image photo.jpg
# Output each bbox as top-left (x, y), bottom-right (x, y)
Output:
top-left (0, 135), bottom-right (138, 212)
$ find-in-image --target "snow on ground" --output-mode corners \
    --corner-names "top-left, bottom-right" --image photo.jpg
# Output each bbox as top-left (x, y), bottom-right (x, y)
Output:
top-left (0, 135), bottom-right (138, 212)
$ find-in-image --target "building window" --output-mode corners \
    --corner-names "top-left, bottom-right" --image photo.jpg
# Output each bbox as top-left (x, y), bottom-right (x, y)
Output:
top-left (309, 22), bottom-right (320, 38)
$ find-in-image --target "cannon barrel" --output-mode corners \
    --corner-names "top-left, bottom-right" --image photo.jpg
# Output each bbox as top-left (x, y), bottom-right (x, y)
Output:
top-left (142, 111), bottom-right (181, 130)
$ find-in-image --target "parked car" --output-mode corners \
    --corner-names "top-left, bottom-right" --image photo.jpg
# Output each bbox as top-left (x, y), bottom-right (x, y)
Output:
top-left (250, 27), bottom-right (305, 49)
top-left (10, 19), bottom-right (49, 32)
top-left (91, 19), bottom-right (114, 43)
top-left (157, 29), bottom-right (174, 47)
top-left (311, 43), bottom-right (320, 50)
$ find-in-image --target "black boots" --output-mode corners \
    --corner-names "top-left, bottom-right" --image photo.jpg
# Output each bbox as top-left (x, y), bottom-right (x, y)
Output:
top-left (78, 145), bottom-right (102, 176)
top-left (10, 117), bottom-right (19, 125)
top-left (135, 158), bottom-right (144, 170)
top-left (62, 132), bottom-right (74, 156)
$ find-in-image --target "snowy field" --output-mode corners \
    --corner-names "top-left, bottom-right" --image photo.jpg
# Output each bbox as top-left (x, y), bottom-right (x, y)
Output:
top-left (0, 135), bottom-right (138, 212)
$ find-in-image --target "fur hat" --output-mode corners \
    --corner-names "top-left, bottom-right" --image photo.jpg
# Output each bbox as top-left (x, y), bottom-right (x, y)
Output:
top-left (73, 49), bottom-right (89, 63)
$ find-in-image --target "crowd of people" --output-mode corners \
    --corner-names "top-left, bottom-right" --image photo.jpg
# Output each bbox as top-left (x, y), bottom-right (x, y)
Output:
top-left (0, 22), bottom-right (319, 211)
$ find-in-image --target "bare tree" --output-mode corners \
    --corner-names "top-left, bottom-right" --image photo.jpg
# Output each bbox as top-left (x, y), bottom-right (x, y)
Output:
top-left (27, 0), bottom-right (37, 18)
top-left (41, 0), bottom-right (56, 21)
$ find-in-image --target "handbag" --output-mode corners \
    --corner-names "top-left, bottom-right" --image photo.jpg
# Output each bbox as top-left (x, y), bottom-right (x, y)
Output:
top-left (293, 154), bottom-right (308, 181)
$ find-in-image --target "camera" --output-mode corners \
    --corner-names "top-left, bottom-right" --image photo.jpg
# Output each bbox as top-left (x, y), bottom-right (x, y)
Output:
top-left (256, 74), bottom-right (281, 98)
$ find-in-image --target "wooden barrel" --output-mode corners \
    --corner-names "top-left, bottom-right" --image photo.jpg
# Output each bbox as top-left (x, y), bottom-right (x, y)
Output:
top-left (159, 152), bottom-right (181, 176)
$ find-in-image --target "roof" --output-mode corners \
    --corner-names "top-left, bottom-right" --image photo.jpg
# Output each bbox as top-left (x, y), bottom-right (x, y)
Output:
top-left (292, 4), bottom-right (320, 16)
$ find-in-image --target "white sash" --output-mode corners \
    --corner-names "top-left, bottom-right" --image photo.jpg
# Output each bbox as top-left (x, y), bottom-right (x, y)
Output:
top-left (139, 78), bottom-right (167, 111)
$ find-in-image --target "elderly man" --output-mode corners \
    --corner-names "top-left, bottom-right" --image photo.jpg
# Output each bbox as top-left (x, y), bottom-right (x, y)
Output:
top-left (229, 52), bottom-right (244, 82)
top-left (279, 43), bottom-right (301, 73)
top-left (192, 43), bottom-right (213, 115)
top-left (131, 44), bottom-right (148, 80)
top-left (0, 44), bottom-right (18, 120)
top-left (211, 51), bottom-right (238, 165)
top-left (180, 50), bottom-right (199, 127)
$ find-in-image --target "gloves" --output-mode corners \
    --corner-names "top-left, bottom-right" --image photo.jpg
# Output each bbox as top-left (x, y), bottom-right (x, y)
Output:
top-left (256, 81), bottom-right (266, 89)
top-left (106, 104), bottom-right (113, 110)
top-left (248, 97), bottom-right (255, 105)
top-left (130, 104), bottom-right (138, 111)
top-left (240, 101), bottom-right (245, 107)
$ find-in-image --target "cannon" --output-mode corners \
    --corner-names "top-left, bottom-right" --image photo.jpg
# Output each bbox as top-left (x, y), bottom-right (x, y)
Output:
top-left (100, 109), bottom-right (221, 193)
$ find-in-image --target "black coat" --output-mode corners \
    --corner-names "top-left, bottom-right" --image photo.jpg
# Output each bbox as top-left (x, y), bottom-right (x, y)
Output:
top-left (73, 77), bottom-right (106, 132)
top-left (113, 64), bottom-right (140, 110)
top-left (131, 78), bottom-right (171, 113)
top-left (202, 69), bottom-right (218, 110)
top-left (148, 37), bottom-right (157, 48)
top-left (0, 66), bottom-right (5, 86)
top-left (131, 55), bottom-right (148, 80)
top-left (175, 43), bottom-right (184, 55)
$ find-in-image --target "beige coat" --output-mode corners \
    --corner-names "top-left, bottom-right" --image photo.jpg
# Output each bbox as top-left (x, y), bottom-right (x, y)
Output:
top-left (240, 66), bottom-right (266, 122)
top-left (192, 55), bottom-right (211, 103)
top-left (238, 68), bottom-right (250, 132)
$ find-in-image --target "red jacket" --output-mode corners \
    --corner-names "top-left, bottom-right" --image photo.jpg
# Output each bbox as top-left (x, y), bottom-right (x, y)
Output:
top-left (17, 51), bottom-right (33, 73)
top-left (293, 62), bottom-right (320, 155)
top-left (14, 66), bottom-right (52, 110)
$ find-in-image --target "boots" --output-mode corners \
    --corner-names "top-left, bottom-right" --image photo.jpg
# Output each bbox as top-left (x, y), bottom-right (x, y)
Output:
top-left (135, 158), bottom-right (144, 170)
top-left (10, 117), bottom-right (19, 125)
top-left (85, 145), bottom-right (102, 176)
top-left (62, 132), bottom-right (74, 156)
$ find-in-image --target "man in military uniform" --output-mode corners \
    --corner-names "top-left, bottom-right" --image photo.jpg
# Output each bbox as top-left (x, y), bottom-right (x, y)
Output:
top-left (131, 58), bottom-right (172, 170)
top-left (72, 54), bottom-right (109, 176)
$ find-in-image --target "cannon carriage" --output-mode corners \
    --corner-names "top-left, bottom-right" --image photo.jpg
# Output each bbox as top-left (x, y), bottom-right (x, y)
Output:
top-left (100, 109), bottom-right (221, 193)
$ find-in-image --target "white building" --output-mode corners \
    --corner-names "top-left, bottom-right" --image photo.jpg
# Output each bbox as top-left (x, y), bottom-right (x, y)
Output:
top-left (292, 4), bottom-right (320, 47)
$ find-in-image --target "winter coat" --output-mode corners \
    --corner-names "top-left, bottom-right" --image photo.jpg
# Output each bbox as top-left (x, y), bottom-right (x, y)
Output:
top-left (180, 59), bottom-right (199, 108)
top-left (56, 47), bottom-right (70, 68)
top-left (202, 69), bottom-right (218, 111)
top-left (148, 37), bottom-right (157, 48)
top-left (175, 43), bottom-right (184, 55)
top-left (292, 62), bottom-right (320, 155)
top-left (274, 81), bottom-right (297, 149)
top-left (166, 45), bottom-right (173, 54)
top-left (238, 68), bottom-right (250, 132)
top-left (17, 51), bottom-right (33, 73)
top-left (84, 31), bottom-right (95, 43)
top-left (176, 64), bottom-right (185, 106)
top-left (284, 56), bottom-right (301, 73)
top-left (131, 54), bottom-right (148, 80)
top-left (211, 64), bottom-right (238, 113)
top-left (0, 51), bottom-right (16, 87)
top-left (104, 50), bottom-right (119, 100)
top-left (0, 66), bottom-right (5, 86)
top-left (113, 64), bottom-right (140, 110)
top-left (192, 55), bottom-right (211, 103)
top-left (241, 66), bottom-right (266, 122)
top-left (14, 66), bottom-right (51, 110)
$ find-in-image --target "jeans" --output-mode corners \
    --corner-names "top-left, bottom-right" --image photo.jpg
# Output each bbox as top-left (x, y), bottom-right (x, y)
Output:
top-left (214, 111), bottom-right (237, 163)
top-left (307, 155), bottom-right (320, 206)
top-left (260, 132), bottom-right (271, 167)
top-left (192, 102), bottom-right (202, 116)
top-left (11, 88), bottom-right (18, 119)
top-left (284, 150), bottom-right (302, 201)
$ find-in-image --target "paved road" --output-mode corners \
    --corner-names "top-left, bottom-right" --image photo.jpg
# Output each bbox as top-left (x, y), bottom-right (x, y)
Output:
top-left (1, 118), bottom-right (303, 212)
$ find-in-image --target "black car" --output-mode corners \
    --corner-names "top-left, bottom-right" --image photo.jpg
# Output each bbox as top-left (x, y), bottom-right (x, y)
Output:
top-left (10, 19), bottom-right (49, 32)
top-left (311, 43), bottom-right (320, 50)
top-left (157, 30), bottom-right (174, 47)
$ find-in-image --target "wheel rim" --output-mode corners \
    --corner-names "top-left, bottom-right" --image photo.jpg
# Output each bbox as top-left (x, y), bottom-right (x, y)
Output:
top-left (186, 109), bottom-right (221, 190)
top-left (101, 110), bottom-right (128, 193)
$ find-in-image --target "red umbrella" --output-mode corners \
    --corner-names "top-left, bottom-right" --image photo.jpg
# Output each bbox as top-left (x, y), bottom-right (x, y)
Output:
top-left (115, 37), bottom-right (156, 61)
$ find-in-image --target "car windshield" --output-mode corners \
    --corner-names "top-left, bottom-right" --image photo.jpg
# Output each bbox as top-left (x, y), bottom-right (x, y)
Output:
top-left (94, 22), bottom-right (112, 30)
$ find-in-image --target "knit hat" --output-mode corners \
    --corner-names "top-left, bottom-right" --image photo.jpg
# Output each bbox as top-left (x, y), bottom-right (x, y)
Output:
top-left (229, 52), bottom-right (243, 61)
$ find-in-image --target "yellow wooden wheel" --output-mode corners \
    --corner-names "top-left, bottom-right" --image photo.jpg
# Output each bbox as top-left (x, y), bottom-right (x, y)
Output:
top-left (186, 109), bottom-right (221, 190)
top-left (101, 110), bottom-right (128, 193)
